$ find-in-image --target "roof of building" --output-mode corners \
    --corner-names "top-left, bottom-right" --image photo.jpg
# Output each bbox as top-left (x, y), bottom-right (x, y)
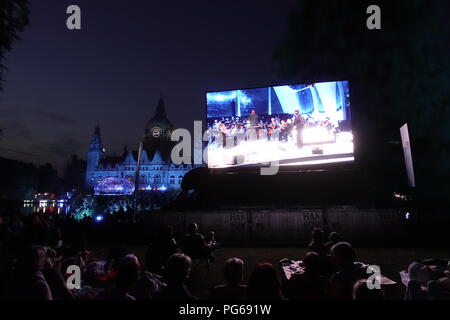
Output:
top-left (99, 155), bottom-right (124, 168)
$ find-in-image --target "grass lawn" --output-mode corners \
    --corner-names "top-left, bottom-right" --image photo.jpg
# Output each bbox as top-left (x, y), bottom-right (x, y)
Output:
top-left (88, 244), bottom-right (449, 300)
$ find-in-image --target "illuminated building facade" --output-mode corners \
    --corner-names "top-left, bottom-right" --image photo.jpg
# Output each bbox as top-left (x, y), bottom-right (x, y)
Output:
top-left (85, 98), bottom-right (194, 194)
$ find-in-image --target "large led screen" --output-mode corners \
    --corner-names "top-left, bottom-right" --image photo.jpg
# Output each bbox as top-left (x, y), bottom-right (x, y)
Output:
top-left (206, 81), bottom-right (354, 168)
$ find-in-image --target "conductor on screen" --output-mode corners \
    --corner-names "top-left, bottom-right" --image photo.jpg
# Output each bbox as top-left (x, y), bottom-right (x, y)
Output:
top-left (249, 110), bottom-right (259, 141)
top-left (293, 109), bottom-right (305, 149)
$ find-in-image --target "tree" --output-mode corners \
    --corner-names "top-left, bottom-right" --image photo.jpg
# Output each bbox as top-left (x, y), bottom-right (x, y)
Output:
top-left (63, 154), bottom-right (87, 191)
top-left (273, 0), bottom-right (450, 209)
top-left (0, 0), bottom-right (30, 138)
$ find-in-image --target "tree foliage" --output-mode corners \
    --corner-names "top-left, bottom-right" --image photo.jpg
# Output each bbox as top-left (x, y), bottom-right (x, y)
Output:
top-left (0, 0), bottom-right (30, 91)
top-left (273, 0), bottom-right (450, 208)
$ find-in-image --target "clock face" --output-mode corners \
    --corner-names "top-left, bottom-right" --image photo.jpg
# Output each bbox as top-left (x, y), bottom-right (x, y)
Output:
top-left (152, 127), bottom-right (161, 138)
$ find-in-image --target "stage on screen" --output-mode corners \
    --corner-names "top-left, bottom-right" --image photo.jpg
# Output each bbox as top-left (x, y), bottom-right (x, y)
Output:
top-left (206, 81), bottom-right (353, 168)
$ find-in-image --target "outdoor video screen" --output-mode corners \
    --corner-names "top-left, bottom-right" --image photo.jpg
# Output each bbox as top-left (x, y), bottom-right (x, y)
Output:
top-left (206, 80), bottom-right (353, 168)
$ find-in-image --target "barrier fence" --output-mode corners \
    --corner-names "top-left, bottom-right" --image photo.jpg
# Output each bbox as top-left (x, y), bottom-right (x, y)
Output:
top-left (140, 206), bottom-right (408, 245)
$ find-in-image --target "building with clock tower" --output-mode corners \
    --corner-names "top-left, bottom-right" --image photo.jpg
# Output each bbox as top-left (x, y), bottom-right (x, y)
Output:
top-left (84, 97), bottom-right (196, 195)
top-left (142, 96), bottom-right (175, 162)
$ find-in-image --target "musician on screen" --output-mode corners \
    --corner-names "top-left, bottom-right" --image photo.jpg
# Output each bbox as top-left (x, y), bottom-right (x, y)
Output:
top-left (293, 109), bottom-right (305, 149)
top-left (267, 118), bottom-right (279, 141)
top-left (249, 110), bottom-right (259, 141)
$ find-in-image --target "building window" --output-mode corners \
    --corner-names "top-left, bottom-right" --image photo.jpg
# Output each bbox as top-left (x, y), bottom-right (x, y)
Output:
top-left (178, 176), bottom-right (183, 185)
top-left (125, 175), bottom-right (133, 182)
top-left (154, 174), bottom-right (161, 184)
top-left (140, 175), bottom-right (147, 183)
top-left (169, 175), bottom-right (175, 184)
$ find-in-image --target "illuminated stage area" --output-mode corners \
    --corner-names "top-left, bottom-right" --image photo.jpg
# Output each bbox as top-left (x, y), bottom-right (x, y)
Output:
top-left (206, 80), bottom-right (353, 170)
top-left (207, 129), bottom-right (354, 168)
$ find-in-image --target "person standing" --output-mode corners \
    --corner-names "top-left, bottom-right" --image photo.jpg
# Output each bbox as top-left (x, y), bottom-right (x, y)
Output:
top-left (293, 109), bottom-right (305, 149)
top-left (249, 110), bottom-right (259, 141)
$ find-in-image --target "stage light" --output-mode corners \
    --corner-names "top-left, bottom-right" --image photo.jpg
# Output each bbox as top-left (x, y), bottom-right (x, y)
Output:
top-left (95, 215), bottom-right (104, 222)
top-left (405, 212), bottom-right (410, 220)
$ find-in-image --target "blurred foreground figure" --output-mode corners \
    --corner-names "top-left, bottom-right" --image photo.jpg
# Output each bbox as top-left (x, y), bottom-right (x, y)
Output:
top-left (4, 246), bottom-right (53, 300)
top-left (211, 258), bottom-right (247, 300)
top-left (155, 253), bottom-right (197, 300)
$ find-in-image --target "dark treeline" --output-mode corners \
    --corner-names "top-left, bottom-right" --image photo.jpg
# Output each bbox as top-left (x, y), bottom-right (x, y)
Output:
top-left (0, 155), bottom-right (86, 201)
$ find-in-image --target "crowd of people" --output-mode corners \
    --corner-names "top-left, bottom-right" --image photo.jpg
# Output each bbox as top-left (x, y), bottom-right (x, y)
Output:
top-left (0, 212), bottom-right (449, 300)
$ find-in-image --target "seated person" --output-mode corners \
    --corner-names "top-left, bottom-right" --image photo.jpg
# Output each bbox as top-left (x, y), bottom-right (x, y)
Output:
top-left (43, 247), bottom-right (74, 300)
top-left (182, 223), bottom-right (216, 262)
top-left (405, 261), bottom-right (448, 300)
top-left (353, 279), bottom-right (385, 300)
top-left (155, 253), bottom-right (197, 300)
top-left (205, 231), bottom-right (218, 247)
top-left (325, 232), bottom-right (342, 254)
top-left (428, 272), bottom-right (450, 300)
top-left (247, 263), bottom-right (284, 300)
top-left (307, 228), bottom-right (326, 256)
top-left (120, 254), bottom-right (164, 300)
top-left (328, 242), bottom-right (367, 300)
top-left (211, 258), bottom-right (247, 300)
top-left (4, 246), bottom-right (53, 300)
top-left (286, 252), bottom-right (326, 300)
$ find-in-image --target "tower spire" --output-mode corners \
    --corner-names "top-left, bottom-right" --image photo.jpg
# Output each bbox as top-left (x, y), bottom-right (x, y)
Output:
top-left (154, 95), bottom-right (167, 119)
top-left (89, 123), bottom-right (102, 151)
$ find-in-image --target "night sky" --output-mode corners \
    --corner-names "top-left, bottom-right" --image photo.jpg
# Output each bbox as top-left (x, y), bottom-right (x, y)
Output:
top-left (0, 0), bottom-right (296, 172)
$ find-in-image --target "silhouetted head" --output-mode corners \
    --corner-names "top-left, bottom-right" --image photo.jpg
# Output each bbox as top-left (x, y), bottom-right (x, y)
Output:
top-left (247, 263), bottom-right (282, 300)
top-left (120, 253), bottom-right (140, 269)
top-left (303, 252), bottom-right (321, 273)
top-left (115, 263), bottom-right (139, 292)
top-left (187, 223), bottom-right (198, 235)
top-left (312, 228), bottom-right (324, 242)
top-left (45, 247), bottom-right (58, 269)
top-left (329, 232), bottom-right (341, 243)
top-left (331, 242), bottom-right (356, 268)
top-left (16, 246), bottom-right (47, 273)
top-left (408, 262), bottom-right (434, 285)
top-left (165, 253), bottom-right (192, 285)
top-left (353, 279), bottom-right (384, 300)
top-left (224, 258), bottom-right (244, 286)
